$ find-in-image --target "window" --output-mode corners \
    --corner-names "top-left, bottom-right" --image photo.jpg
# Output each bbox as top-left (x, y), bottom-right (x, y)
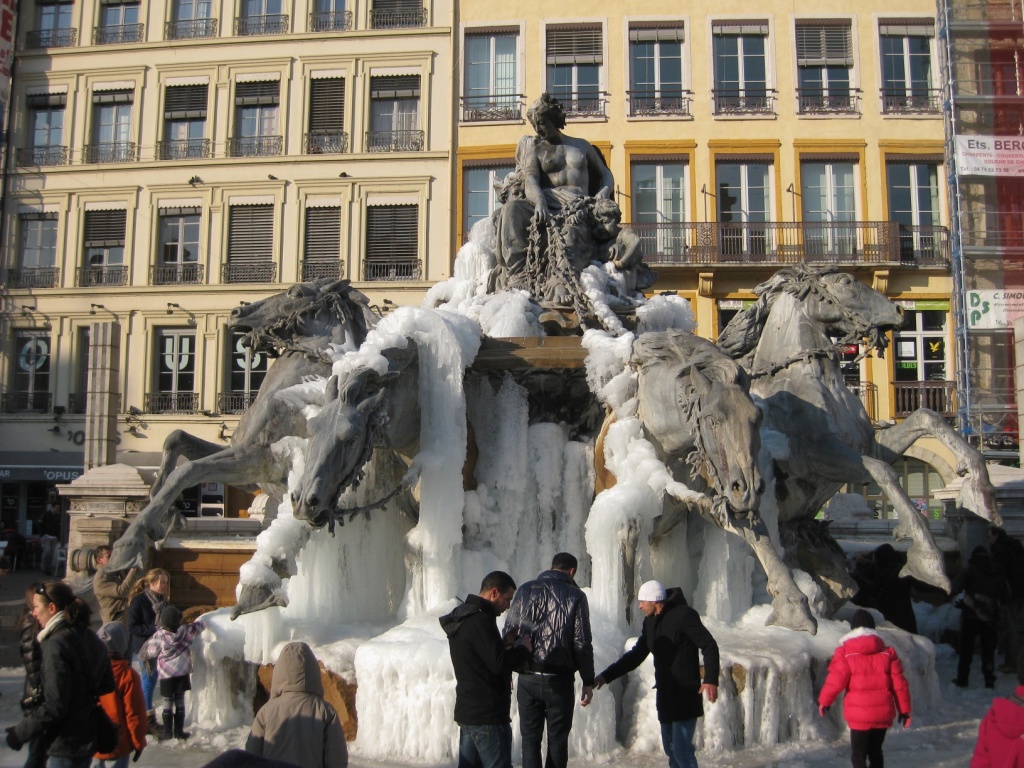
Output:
top-left (801, 161), bottom-right (856, 256)
top-left (887, 161), bottom-right (941, 262)
top-left (168, 0), bottom-right (216, 39)
top-left (16, 214), bottom-right (59, 286)
top-left (306, 78), bottom-right (347, 154)
top-left (628, 24), bottom-right (686, 116)
top-left (546, 26), bottom-right (603, 117)
top-left (80, 210), bottom-right (128, 286)
top-left (370, 0), bottom-right (425, 30)
top-left (20, 94), bottom-right (66, 166)
top-left (225, 204), bottom-right (276, 283)
top-left (237, 0), bottom-right (287, 35)
top-left (893, 309), bottom-right (953, 417)
top-left (303, 207), bottom-right (343, 280)
top-left (795, 21), bottom-right (855, 113)
top-left (852, 458), bottom-right (945, 521)
top-left (879, 21), bottom-right (937, 112)
top-left (7, 332), bottom-right (51, 413)
top-left (365, 204), bottom-right (419, 280)
top-left (223, 332), bottom-right (269, 413)
top-left (463, 30), bottom-right (518, 121)
top-left (151, 329), bottom-right (198, 413)
top-left (463, 164), bottom-right (513, 239)
top-left (231, 81), bottom-right (281, 157)
top-left (717, 161), bottom-right (771, 257)
top-left (29, 1), bottom-right (75, 47)
top-left (156, 207), bottom-right (202, 284)
top-left (88, 90), bottom-right (135, 163)
top-left (631, 160), bottom-right (687, 261)
top-left (310, 0), bottom-right (350, 31)
top-left (71, 327), bottom-right (90, 415)
top-left (712, 22), bottom-right (771, 114)
top-left (161, 85), bottom-right (209, 159)
top-left (368, 76), bottom-right (422, 151)
top-left (96, 0), bottom-right (143, 44)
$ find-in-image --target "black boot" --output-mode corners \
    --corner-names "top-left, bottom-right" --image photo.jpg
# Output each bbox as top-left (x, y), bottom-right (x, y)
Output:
top-left (159, 712), bottom-right (173, 741)
top-left (173, 711), bottom-right (190, 740)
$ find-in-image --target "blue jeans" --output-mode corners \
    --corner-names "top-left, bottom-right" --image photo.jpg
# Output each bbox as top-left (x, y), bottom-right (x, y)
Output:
top-left (92, 758), bottom-right (130, 768)
top-left (517, 673), bottom-right (575, 768)
top-left (660, 719), bottom-right (698, 768)
top-left (458, 724), bottom-right (513, 768)
top-left (48, 758), bottom-right (92, 768)
top-left (133, 658), bottom-right (157, 710)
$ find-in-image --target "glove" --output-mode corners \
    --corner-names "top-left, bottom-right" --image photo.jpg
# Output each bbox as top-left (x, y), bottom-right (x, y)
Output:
top-left (818, 705), bottom-right (828, 718)
top-left (899, 713), bottom-right (912, 728)
top-left (132, 748), bottom-right (143, 762)
top-left (6, 727), bottom-right (23, 751)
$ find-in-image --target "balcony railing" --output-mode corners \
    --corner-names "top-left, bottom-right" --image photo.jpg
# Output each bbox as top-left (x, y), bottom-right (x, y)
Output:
top-left (796, 89), bottom-right (860, 115)
top-left (16, 146), bottom-right (70, 166)
top-left (226, 135), bottom-right (283, 157)
top-left (93, 24), bottom-right (145, 45)
top-left (304, 131), bottom-right (349, 154)
top-left (460, 95), bottom-right (523, 122)
top-left (364, 259), bottom-right (421, 281)
top-left (557, 94), bottom-right (609, 119)
top-left (893, 381), bottom-right (956, 418)
top-left (222, 262), bottom-right (277, 283)
top-left (218, 392), bottom-right (257, 414)
top-left (847, 381), bottom-right (879, 422)
top-left (156, 139), bottom-right (213, 160)
top-left (713, 89), bottom-right (777, 115)
top-left (6, 268), bottom-right (60, 289)
top-left (366, 130), bottom-right (424, 152)
top-left (26, 27), bottom-right (77, 48)
top-left (370, 5), bottom-right (426, 28)
top-left (165, 18), bottom-right (218, 40)
top-left (145, 392), bottom-right (199, 414)
top-left (2, 392), bottom-right (52, 413)
top-left (627, 91), bottom-right (693, 118)
top-left (234, 14), bottom-right (288, 36)
top-left (309, 10), bottom-right (352, 31)
top-left (150, 264), bottom-right (204, 285)
top-left (881, 88), bottom-right (941, 114)
top-left (68, 393), bottom-right (87, 415)
top-left (302, 260), bottom-right (344, 281)
top-left (631, 221), bottom-right (950, 267)
top-left (82, 142), bottom-right (138, 164)
top-left (77, 265), bottom-right (128, 287)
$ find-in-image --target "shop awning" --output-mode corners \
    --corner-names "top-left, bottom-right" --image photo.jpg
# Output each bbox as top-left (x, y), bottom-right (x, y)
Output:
top-left (0, 452), bottom-right (83, 483)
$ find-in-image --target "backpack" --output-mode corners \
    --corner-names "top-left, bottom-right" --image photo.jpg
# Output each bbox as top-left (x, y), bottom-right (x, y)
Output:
top-left (93, 702), bottom-right (121, 754)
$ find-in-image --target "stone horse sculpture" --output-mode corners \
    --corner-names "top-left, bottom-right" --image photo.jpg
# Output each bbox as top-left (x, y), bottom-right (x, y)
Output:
top-left (105, 279), bottom-right (379, 572)
top-left (718, 264), bottom-right (1000, 602)
top-left (630, 330), bottom-right (818, 633)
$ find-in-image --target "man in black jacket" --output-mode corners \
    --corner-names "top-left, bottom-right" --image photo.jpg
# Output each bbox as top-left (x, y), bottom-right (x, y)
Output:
top-left (595, 580), bottom-right (719, 768)
top-left (503, 552), bottom-right (594, 768)
top-left (440, 571), bottom-right (533, 768)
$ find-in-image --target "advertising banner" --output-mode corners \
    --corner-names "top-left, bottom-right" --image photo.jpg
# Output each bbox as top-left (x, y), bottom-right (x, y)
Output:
top-left (0, 0), bottom-right (15, 137)
top-left (956, 136), bottom-right (1024, 177)
top-left (966, 289), bottom-right (1024, 329)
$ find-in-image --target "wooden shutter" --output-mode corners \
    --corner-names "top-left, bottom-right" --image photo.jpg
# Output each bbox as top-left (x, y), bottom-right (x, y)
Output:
top-left (228, 205), bottom-right (274, 263)
top-left (165, 85), bottom-right (208, 119)
top-left (546, 26), bottom-right (603, 65)
top-left (796, 23), bottom-right (853, 66)
top-left (83, 210), bottom-right (126, 247)
top-left (369, 75), bottom-right (420, 99)
top-left (235, 81), bottom-right (279, 106)
top-left (366, 205), bottom-right (417, 261)
top-left (304, 207), bottom-right (341, 261)
top-left (308, 78), bottom-right (345, 132)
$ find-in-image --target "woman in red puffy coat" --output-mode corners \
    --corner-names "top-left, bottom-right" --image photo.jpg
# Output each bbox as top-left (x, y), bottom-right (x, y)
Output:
top-left (818, 610), bottom-right (912, 768)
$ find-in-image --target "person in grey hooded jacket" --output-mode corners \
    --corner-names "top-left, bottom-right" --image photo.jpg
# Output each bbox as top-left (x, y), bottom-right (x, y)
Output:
top-left (245, 642), bottom-right (348, 768)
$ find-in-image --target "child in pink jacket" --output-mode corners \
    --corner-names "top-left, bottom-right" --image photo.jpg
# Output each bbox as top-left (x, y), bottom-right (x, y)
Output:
top-left (818, 610), bottom-right (912, 768)
top-left (138, 604), bottom-right (205, 742)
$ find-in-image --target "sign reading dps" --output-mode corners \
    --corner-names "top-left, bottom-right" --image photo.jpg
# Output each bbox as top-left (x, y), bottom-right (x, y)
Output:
top-left (967, 290), bottom-right (1024, 329)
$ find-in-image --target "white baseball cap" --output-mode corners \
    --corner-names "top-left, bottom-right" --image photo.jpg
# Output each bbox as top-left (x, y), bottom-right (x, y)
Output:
top-left (637, 580), bottom-right (666, 602)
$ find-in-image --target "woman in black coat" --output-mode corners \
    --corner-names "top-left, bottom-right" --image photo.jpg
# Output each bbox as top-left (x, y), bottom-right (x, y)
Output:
top-left (952, 546), bottom-right (1009, 688)
top-left (126, 568), bottom-right (169, 720)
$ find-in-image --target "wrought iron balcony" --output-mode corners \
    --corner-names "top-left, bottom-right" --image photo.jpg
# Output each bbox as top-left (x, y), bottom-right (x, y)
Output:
top-left (6, 267), bottom-right (60, 289)
top-left (304, 131), bottom-right (349, 154)
top-left (144, 392), bottom-right (199, 414)
top-left (218, 392), bottom-right (257, 414)
top-left (897, 225), bottom-right (949, 266)
top-left (234, 14), bottom-right (288, 36)
top-left (309, 10), bottom-right (352, 31)
top-left (363, 259), bottom-right (421, 281)
top-left (2, 392), bottom-right (52, 414)
top-left (302, 260), bottom-right (344, 281)
top-left (150, 264), bottom-right (204, 285)
top-left (82, 142), bottom-right (138, 164)
top-left (894, 381), bottom-right (956, 418)
top-left (165, 18), bottom-right (218, 40)
top-left (627, 91), bottom-right (693, 118)
top-left (881, 88), bottom-right (941, 114)
top-left (156, 139), bottom-right (212, 160)
top-left (365, 130), bottom-right (424, 152)
top-left (16, 146), bottom-right (70, 166)
top-left (26, 28), bottom-right (77, 48)
top-left (222, 262), bottom-right (277, 283)
top-left (93, 24), bottom-right (145, 45)
top-left (226, 135), bottom-right (283, 157)
top-left (77, 265), bottom-right (128, 287)
top-left (557, 94), bottom-right (608, 119)
top-left (712, 89), bottom-right (777, 115)
top-left (68, 392), bottom-right (87, 415)
top-left (370, 5), bottom-right (426, 29)
top-left (460, 95), bottom-right (523, 122)
top-left (796, 89), bottom-right (860, 115)
top-left (846, 381), bottom-right (879, 422)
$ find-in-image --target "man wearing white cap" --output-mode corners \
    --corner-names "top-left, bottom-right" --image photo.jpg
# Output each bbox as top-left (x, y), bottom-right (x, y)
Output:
top-left (594, 580), bottom-right (719, 768)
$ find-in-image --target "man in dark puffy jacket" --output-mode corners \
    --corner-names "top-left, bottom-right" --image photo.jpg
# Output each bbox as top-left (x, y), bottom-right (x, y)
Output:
top-left (594, 580), bottom-right (719, 768)
top-left (440, 571), bottom-right (533, 768)
top-left (503, 552), bottom-right (594, 768)
top-left (990, 526), bottom-right (1024, 672)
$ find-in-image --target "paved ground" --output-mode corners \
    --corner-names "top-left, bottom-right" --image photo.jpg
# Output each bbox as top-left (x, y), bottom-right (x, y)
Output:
top-left (0, 563), bottom-right (78, 667)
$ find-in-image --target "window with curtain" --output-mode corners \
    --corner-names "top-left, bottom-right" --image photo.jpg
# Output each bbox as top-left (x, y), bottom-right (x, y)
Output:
top-left (463, 30), bottom-right (518, 120)
top-left (232, 81), bottom-right (281, 156)
top-left (631, 160), bottom-right (687, 259)
top-left (801, 161), bottom-right (856, 256)
top-left (368, 75), bottom-right (422, 151)
top-left (628, 24), bottom-right (685, 116)
top-left (31, 1), bottom-right (74, 47)
top-left (90, 90), bottom-right (135, 162)
top-left (19, 213), bottom-right (58, 269)
top-left (156, 207), bottom-right (201, 284)
top-left (887, 161), bottom-right (940, 261)
top-left (712, 22), bottom-right (770, 114)
top-left (23, 93), bottom-right (66, 165)
top-left (717, 161), bottom-right (772, 257)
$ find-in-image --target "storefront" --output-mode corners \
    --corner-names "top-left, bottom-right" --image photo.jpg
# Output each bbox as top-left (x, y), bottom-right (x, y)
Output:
top-left (0, 452), bottom-right (83, 535)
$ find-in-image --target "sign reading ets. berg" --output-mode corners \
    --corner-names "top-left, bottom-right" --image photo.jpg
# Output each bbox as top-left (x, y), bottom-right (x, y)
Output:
top-left (967, 289), bottom-right (1024, 329)
top-left (956, 137), bottom-right (1024, 177)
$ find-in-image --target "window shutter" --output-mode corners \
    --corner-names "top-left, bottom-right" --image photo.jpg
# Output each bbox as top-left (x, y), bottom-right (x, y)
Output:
top-left (629, 24), bottom-right (684, 43)
top-left (26, 93), bottom-right (66, 107)
top-left (159, 206), bottom-right (201, 217)
top-left (366, 205), bottom-right (417, 262)
top-left (373, 0), bottom-right (420, 12)
top-left (796, 22), bottom-right (853, 66)
top-left (19, 212), bottom-right (58, 221)
top-left (369, 75), bottom-right (420, 99)
top-left (879, 21), bottom-right (934, 36)
top-left (228, 205), bottom-right (274, 263)
top-left (304, 207), bottom-right (341, 261)
top-left (235, 81), bottom-right (280, 106)
top-left (165, 85), bottom-right (208, 119)
top-left (712, 21), bottom-right (769, 35)
top-left (308, 78), bottom-right (345, 132)
top-left (92, 90), bottom-right (133, 105)
top-left (546, 26), bottom-right (603, 65)
top-left (83, 210), bottom-right (126, 247)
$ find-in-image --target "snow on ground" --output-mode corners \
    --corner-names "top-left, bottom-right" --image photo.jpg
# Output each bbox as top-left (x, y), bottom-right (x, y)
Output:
top-left (0, 646), bottom-right (1011, 768)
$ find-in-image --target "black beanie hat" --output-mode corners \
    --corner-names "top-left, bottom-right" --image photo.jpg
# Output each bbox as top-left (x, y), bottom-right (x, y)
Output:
top-left (159, 604), bottom-right (182, 633)
top-left (850, 609), bottom-right (876, 630)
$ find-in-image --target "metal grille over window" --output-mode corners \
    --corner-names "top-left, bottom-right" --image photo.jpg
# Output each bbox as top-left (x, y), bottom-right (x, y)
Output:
top-left (303, 207), bottom-right (343, 280)
top-left (365, 204), bottom-right (420, 281)
top-left (546, 26), bottom-right (603, 65)
top-left (225, 204), bottom-right (276, 283)
top-left (306, 78), bottom-right (347, 154)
